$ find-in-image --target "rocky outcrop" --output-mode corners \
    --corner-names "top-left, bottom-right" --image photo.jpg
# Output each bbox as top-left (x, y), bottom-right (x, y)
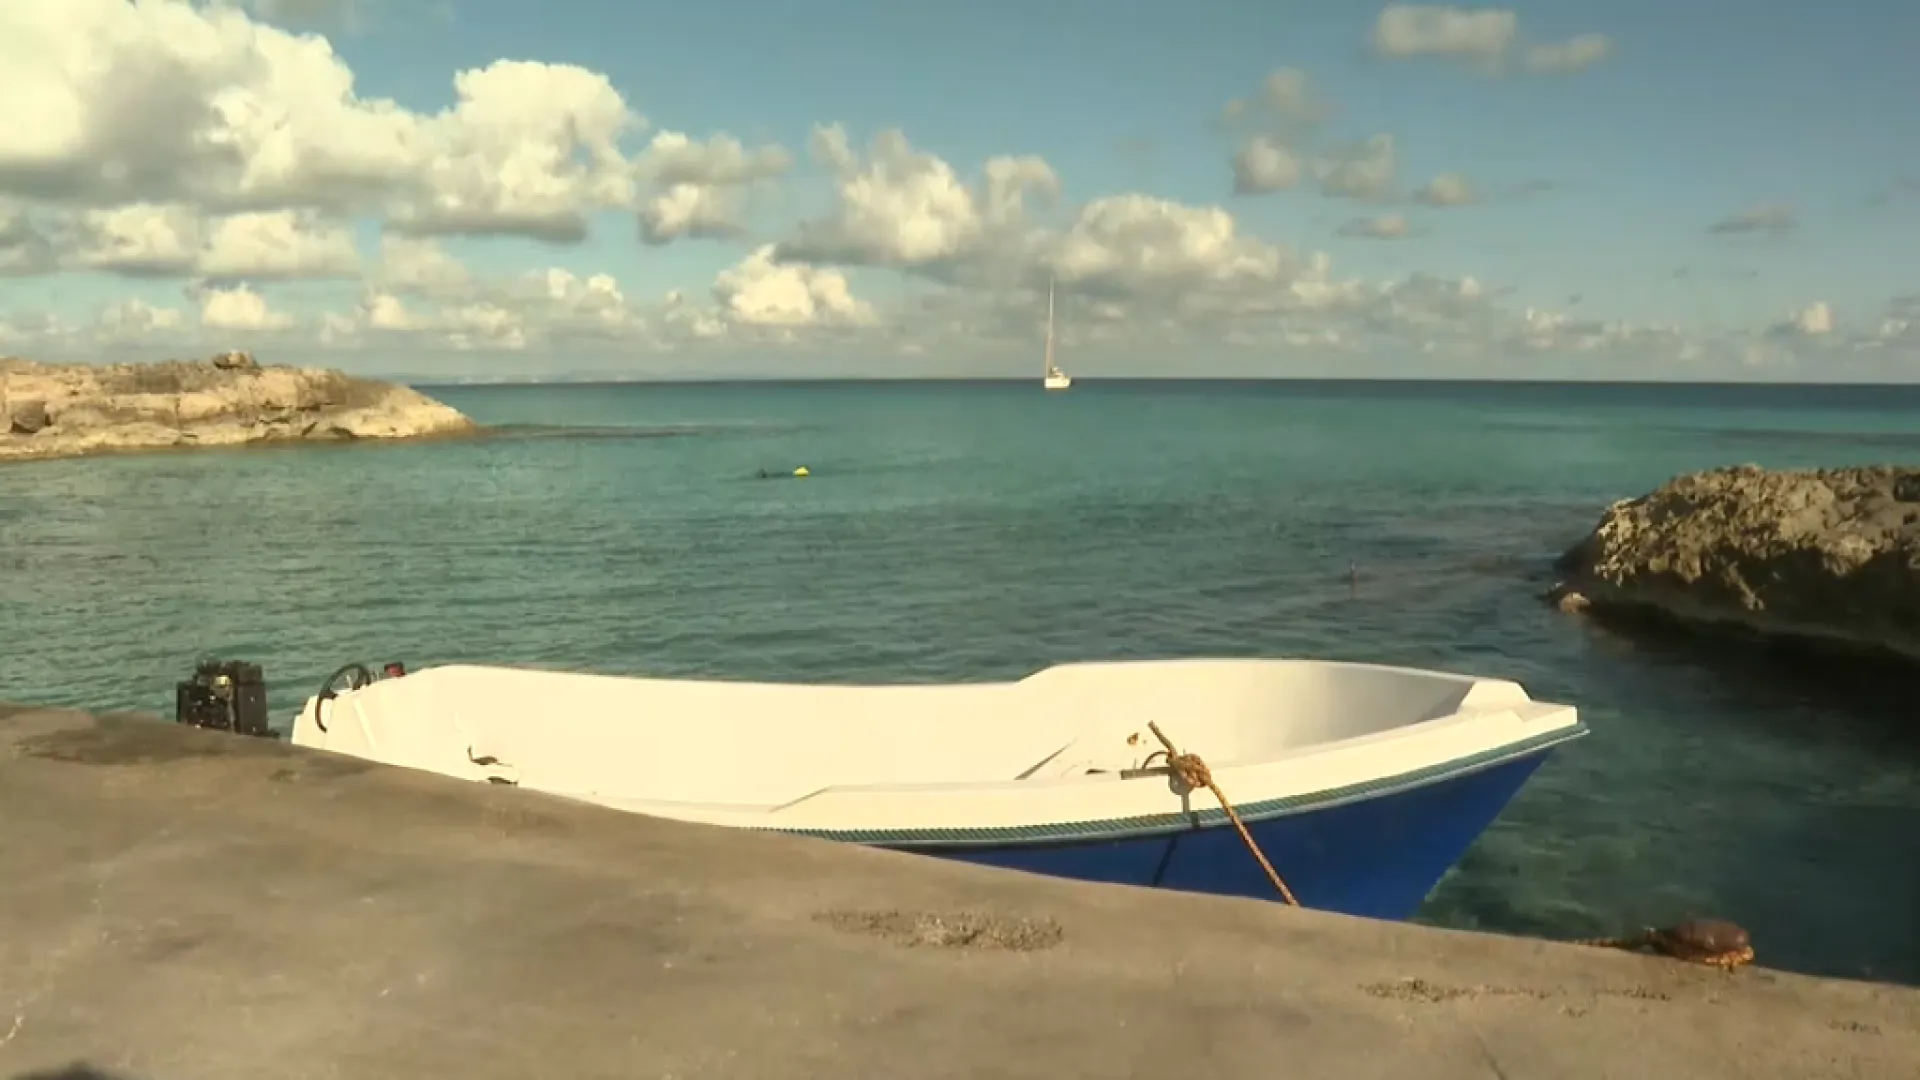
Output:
top-left (1547, 464), bottom-right (1920, 663)
top-left (0, 354), bottom-right (476, 463)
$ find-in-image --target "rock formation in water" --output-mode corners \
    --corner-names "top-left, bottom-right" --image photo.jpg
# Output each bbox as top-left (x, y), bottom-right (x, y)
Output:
top-left (0, 353), bottom-right (475, 462)
top-left (1547, 464), bottom-right (1920, 662)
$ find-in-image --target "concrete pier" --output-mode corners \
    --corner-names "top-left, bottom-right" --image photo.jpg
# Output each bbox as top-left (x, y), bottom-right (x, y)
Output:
top-left (2, 702), bottom-right (1915, 1080)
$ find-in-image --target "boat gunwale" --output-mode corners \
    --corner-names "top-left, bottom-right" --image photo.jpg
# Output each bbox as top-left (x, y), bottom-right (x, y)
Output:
top-left (380, 655), bottom-right (1530, 695)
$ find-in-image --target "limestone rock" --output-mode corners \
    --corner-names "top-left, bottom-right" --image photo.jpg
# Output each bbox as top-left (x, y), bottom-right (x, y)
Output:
top-left (0, 356), bottom-right (476, 463)
top-left (1549, 464), bottom-right (1920, 662)
top-left (9, 397), bottom-right (49, 434)
top-left (1544, 584), bottom-right (1591, 615)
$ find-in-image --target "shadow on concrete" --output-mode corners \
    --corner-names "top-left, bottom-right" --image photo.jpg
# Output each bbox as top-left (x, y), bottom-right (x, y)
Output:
top-left (12, 1066), bottom-right (146, 1080)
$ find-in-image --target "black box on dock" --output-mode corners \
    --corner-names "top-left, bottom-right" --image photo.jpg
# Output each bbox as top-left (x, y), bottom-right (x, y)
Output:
top-left (175, 659), bottom-right (272, 738)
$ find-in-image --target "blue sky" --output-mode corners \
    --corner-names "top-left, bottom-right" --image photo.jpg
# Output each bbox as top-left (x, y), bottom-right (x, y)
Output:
top-left (335, 0), bottom-right (1918, 323)
top-left (3, 0), bottom-right (1918, 378)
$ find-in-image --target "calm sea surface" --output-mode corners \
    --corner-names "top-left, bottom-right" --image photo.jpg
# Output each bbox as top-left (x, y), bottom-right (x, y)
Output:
top-left (3, 378), bottom-right (1917, 983)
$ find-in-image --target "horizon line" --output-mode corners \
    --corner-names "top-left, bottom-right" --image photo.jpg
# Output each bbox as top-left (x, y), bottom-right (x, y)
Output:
top-left (404, 374), bottom-right (1920, 390)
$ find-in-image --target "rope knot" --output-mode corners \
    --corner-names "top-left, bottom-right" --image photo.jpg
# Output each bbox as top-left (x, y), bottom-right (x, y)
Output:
top-left (1164, 751), bottom-right (1212, 793)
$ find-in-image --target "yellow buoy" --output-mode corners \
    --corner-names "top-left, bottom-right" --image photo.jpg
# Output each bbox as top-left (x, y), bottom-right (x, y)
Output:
top-left (793, 466), bottom-right (810, 478)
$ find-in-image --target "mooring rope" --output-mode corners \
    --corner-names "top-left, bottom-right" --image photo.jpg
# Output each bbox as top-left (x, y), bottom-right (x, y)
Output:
top-left (1145, 721), bottom-right (1300, 906)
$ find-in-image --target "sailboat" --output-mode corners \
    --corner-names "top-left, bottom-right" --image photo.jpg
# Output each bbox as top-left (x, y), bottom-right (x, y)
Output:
top-left (1042, 277), bottom-right (1072, 391)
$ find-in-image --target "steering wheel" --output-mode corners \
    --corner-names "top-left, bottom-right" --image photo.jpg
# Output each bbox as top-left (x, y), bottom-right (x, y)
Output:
top-left (312, 663), bottom-right (377, 733)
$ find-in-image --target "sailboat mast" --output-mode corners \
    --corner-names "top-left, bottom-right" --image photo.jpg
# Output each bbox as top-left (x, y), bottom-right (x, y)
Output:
top-left (1043, 277), bottom-right (1056, 376)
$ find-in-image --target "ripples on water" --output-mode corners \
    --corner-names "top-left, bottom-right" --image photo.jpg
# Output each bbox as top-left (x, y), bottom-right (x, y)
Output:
top-left (2, 378), bottom-right (1916, 984)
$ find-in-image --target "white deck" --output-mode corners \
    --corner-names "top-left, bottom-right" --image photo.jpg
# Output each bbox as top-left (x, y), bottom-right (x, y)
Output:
top-left (289, 659), bottom-right (1582, 836)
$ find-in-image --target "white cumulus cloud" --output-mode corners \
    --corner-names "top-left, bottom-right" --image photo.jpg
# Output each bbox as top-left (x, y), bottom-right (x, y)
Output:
top-left (713, 246), bottom-right (876, 329)
top-left (198, 283), bottom-right (293, 331)
top-left (635, 131), bottom-right (791, 245)
top-left (0, 0), bottom-right (641, 242)
top-left (777, 125), bottom-right (1058, 269)
top-left (1370, 6), bottom-right (1613, 77)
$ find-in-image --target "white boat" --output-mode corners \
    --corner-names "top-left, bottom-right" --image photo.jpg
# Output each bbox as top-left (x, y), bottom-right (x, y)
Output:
top-left (290, 657), bottom-right (1584, 920)
top-left (1042, 277), bottom-right (1072, 391)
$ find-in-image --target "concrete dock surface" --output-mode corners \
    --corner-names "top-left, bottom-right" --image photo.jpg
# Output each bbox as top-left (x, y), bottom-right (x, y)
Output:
top-left (2, 703), bottom-right (1916, 1080)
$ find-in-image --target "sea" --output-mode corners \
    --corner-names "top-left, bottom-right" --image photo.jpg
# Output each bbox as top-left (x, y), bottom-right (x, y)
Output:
top-left (3, 378), bottom-right (1917, 985)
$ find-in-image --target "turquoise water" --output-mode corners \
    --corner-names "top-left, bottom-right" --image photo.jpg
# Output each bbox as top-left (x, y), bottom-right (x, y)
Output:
top-left (4, 378), bottom-right (1918, 983)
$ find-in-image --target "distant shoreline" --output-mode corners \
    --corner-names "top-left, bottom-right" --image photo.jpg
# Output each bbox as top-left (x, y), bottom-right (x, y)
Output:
top-left (1, 355), bottom-right (476, 464)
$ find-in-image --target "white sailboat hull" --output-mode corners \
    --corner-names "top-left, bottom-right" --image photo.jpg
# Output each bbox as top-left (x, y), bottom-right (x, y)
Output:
top-left (1043, 372), bottom-right (1072, 390)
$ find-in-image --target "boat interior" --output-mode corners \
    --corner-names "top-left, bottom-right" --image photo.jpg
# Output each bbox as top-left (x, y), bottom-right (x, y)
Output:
top-left (295, 659), bottom-right (1570, 811)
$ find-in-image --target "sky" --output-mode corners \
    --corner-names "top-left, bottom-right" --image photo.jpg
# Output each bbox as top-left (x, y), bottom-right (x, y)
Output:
top-left (1, 0), bottom-right (1918, 381)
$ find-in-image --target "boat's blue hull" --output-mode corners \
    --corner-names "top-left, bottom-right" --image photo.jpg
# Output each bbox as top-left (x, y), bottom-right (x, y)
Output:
top-left (871, 745), bottom-right (1562, 921)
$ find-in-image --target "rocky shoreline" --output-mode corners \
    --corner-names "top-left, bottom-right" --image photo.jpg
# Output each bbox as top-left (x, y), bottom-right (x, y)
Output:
top-left (0, 352), bottom-right (475, 463)
top-left (1547, 464), bottom-right (1920, 664)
